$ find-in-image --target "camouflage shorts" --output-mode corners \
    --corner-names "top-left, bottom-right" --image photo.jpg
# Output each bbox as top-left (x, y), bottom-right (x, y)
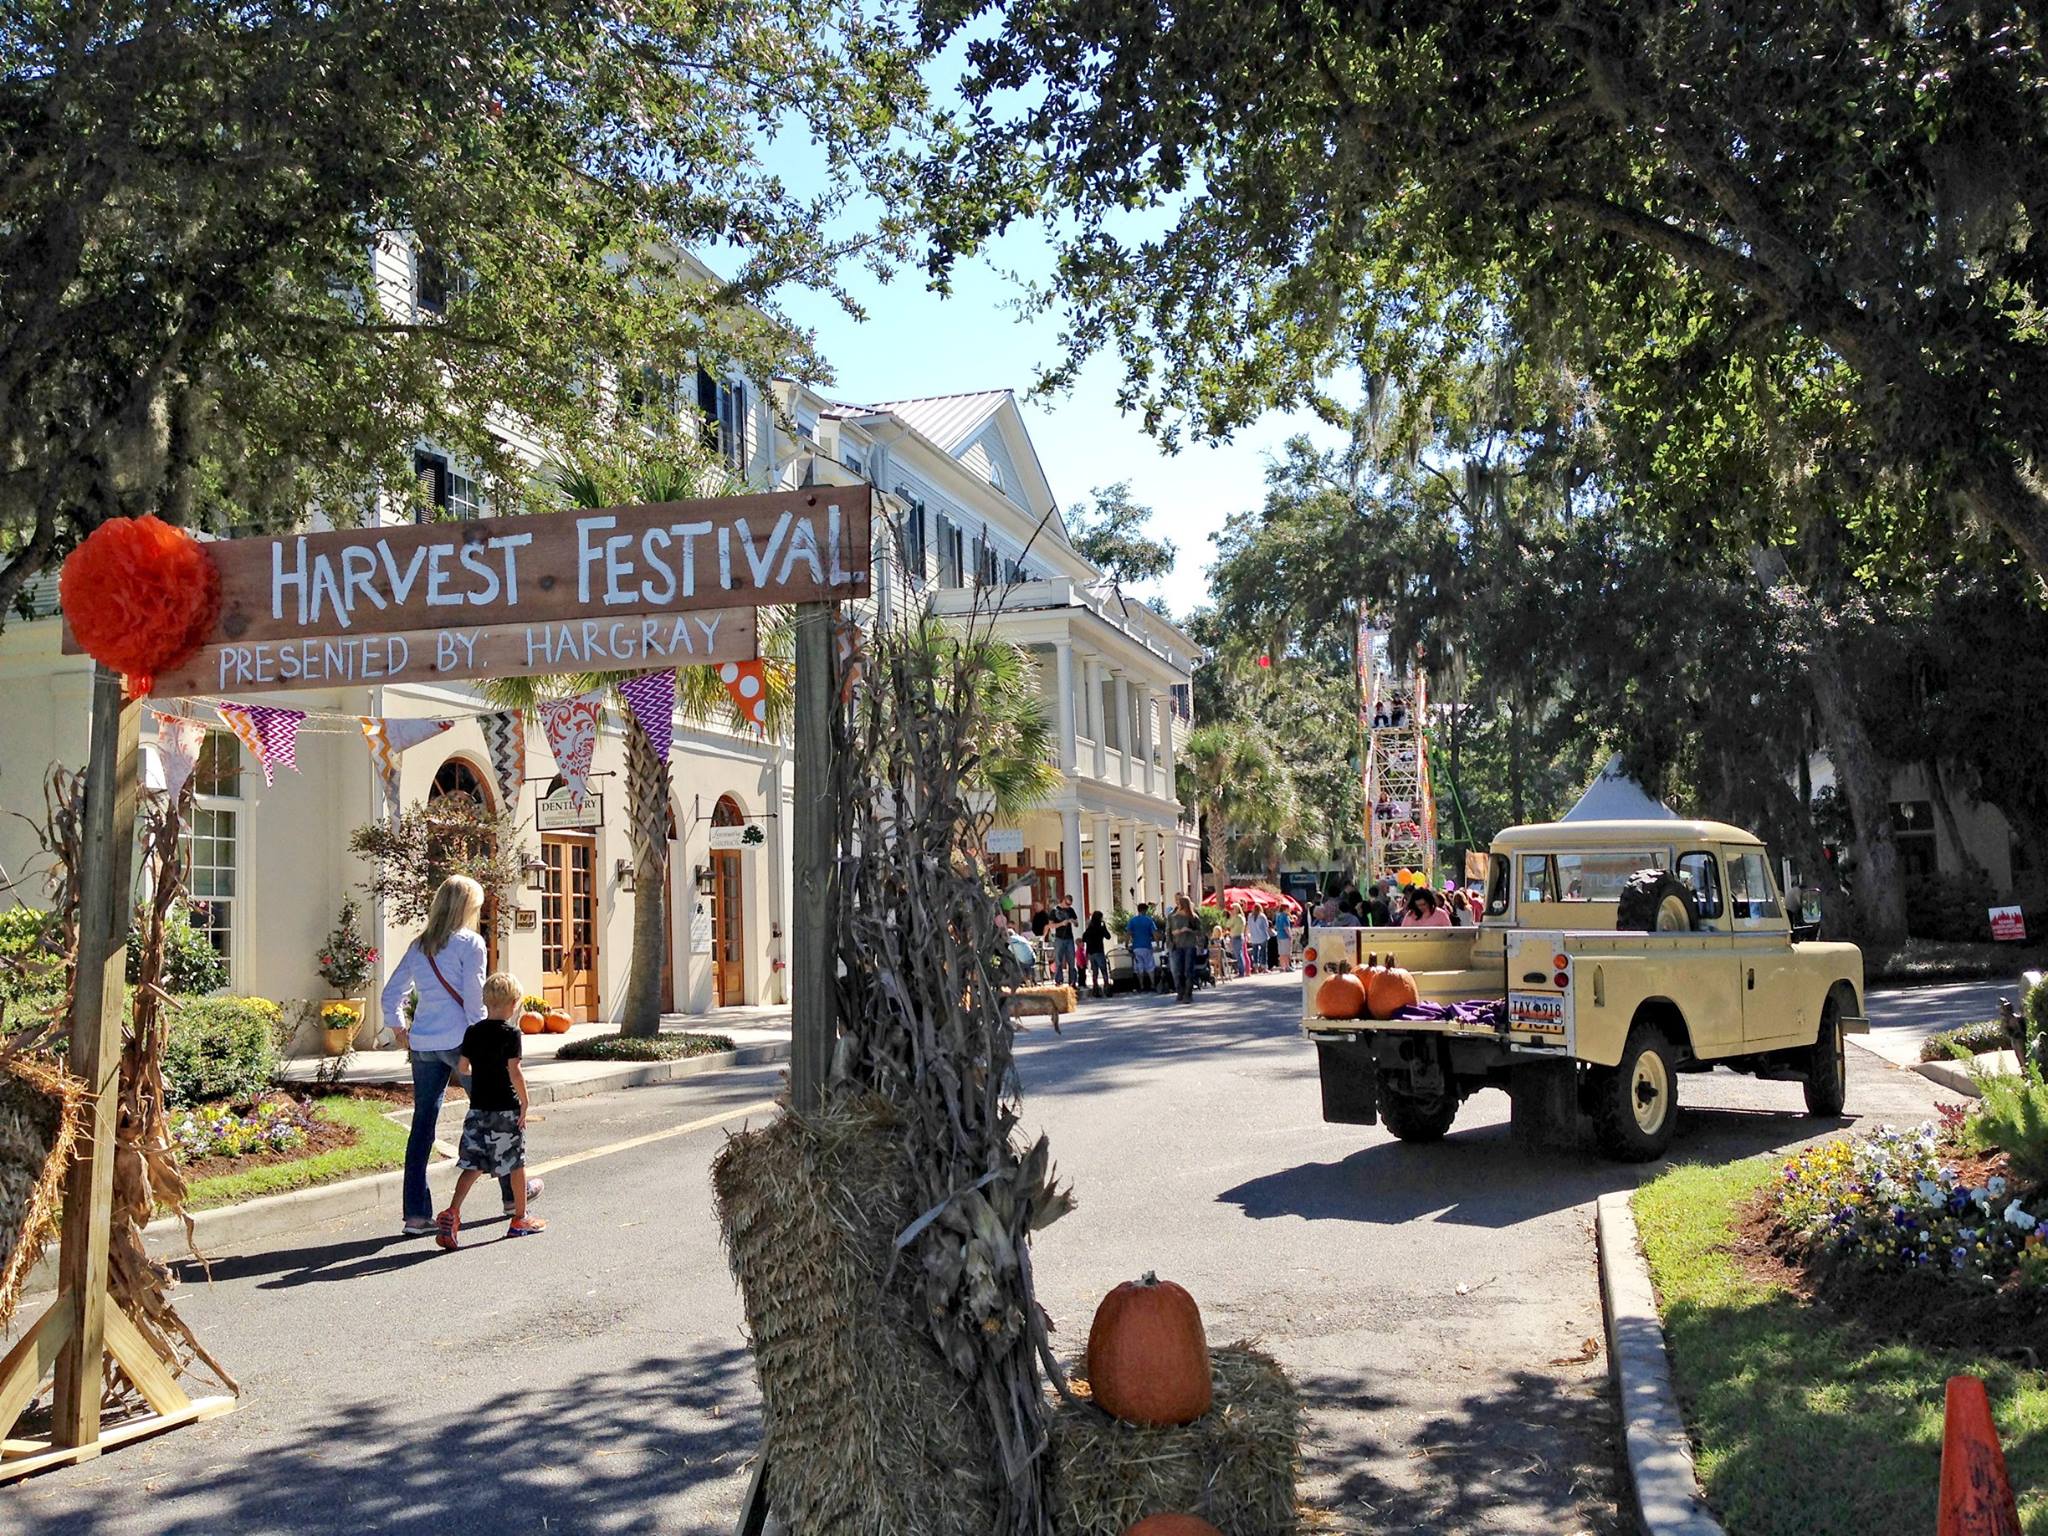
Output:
top-left (456, 1108), bottom-right (525, 1178)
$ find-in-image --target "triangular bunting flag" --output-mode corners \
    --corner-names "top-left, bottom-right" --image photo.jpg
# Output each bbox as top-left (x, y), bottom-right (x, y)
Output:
top-left (833, 617), bottom-right (866, 706)
top-left (480, 710), bottom-right (527, 810)
top-left (215, 702), bottom-right (305, 787)
top-left (151, 709), bottom-right (207, 806)
top-left (718, 660), bottom-right (770, 733)
top-left (357, 716), bottom-right (453, 820)
top-left (537, 689), bottom-right (607, 809)
top-left (618, 669), bottom-right (677, 764)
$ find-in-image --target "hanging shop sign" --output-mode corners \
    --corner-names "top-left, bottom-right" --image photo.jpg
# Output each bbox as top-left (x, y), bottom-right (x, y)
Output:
top-left (708, 823), bottom-right (767, 851)
top-left (66, 486), bottom-right (872, 668)
top-left (148, 608), bottom-right (757, 699)
top-left (537, 787), bottom-right (603, 831)
top-left (985, 828), bottom-right (1026, 856)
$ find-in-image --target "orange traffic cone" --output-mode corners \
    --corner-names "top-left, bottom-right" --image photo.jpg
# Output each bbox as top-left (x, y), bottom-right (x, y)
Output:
top-left (1939, 1375), bottom-right (2022, 1536)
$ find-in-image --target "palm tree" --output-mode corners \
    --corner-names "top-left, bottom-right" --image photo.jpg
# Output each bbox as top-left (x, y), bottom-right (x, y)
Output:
top-left (1177, 722), bottom-right (1275, 899)
top-left (1238, 765), bottom-right (1309, 884)
top-left (483, 443), bottom-right (794, 1038)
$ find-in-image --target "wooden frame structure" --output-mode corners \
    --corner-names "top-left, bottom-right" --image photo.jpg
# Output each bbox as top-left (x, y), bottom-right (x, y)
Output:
top-left (2, 489), bottom-right (868, 1486)
top-left (0, 667), bottom-right (235, 1481)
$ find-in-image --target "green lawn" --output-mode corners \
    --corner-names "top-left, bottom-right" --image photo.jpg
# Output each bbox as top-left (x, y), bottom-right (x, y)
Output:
top-left (178, 1095), bottom-right (409, 1212)
top-left (1634, 1158), bottom-right (2048, 1535)
top-left (552, 1030), bottom-right (735, 1063)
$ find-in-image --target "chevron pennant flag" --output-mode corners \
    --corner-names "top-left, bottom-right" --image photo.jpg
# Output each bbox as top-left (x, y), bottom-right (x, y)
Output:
top-left (358, 716), bottom-right (453, 821)
top-left (538, 689), bottom-right (607, 809)
top-left (151, 708), bottom-right (208, 806)
top-left (618, 668), bottom-right (677, 764)
top-left (718, 660), bottom-right (770, 732)
top-left (479, 710), bottom-right (527, 810)
top-left (215, 702), bottom-right (306, 787)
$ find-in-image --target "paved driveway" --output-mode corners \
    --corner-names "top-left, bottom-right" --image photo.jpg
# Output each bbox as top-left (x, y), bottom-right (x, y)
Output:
top-left (11, 974), bottom-right (1959, 1534)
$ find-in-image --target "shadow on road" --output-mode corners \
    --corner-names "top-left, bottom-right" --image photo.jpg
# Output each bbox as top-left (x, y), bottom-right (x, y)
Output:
top-left (168, 1231), bottom-right (445, 1289)
top-left (27, 1342), bottom-right (762, 1536)
top-left (1300, 1363), bottom-right (1635, 1534)
top-left (1219, 1100), bottom-right (1839, 1228)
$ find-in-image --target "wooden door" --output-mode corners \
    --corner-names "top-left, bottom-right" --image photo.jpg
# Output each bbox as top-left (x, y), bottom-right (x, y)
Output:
top-left (711, 848), bottom-right (745, 1006)
top-left (541, 836), bottom-right (600, 1020)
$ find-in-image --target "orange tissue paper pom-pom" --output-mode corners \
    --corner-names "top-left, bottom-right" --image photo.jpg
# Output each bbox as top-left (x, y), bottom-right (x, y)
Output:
top-left (58, 516), bottom-right (220, 699)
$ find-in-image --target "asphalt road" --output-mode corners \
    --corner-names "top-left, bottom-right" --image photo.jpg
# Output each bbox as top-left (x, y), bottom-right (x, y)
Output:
top-left (1863, 976), bottom-right (2023, 1065)
top-left (10, 974), bottom-right (1960, 1535)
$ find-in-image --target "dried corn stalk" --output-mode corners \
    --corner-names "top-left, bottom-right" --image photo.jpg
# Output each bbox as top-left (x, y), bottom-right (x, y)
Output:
top-left (828, 599), bottom-right (1074, 1536)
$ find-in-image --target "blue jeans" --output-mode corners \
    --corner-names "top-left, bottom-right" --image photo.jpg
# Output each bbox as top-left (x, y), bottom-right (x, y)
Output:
top-left (1052, 935), bottom-right (1077, 986)
top-left (407, 1049), bottom-right (512, 1224)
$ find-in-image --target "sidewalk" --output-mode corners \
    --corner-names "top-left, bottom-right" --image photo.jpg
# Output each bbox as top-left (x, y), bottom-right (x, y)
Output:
top-left (282, 1006), bottom-right (791, 1103)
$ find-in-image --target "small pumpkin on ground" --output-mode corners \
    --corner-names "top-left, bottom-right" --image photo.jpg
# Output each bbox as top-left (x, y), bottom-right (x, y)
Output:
top-left (1310, 974), bottom-right (1359, 1024)
top-left (1086, 1272), bottom-right (1213, 1427)
top-left (1366, 962), bottom-right (1419, 1020)
top-left (519, 1011), bottom-right (547, 1036)
top-left (543, 1009), bottom-right (574, 1034)
top-left (1125, 1517), bottom-right (1224, 1536)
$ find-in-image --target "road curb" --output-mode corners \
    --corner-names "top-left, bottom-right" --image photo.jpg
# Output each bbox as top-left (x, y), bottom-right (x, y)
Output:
top-left (1595, 1190), bottom-right (1727, 1536)
top-left (1913, 1048), bottom-right (2014, 1100)
top-left (24, 1039), bottom-right (789, 1289)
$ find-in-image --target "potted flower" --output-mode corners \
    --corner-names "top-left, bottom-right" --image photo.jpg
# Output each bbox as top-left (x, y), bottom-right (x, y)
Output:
top-left (315, 896), bottom-right (378, 1046)
top-left (319, 999), bottom-right (362, 1056)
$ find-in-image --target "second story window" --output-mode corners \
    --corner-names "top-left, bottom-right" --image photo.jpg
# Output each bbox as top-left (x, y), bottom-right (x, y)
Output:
top-left (937, 516), bottom-right (965, 586)
top-left (896, 493), bottom-right (928, 581)
top-left (696, 368), bottom-right (749, 471)
top-left (974, 534), bottom-right (1000, 586)
top-left (413, 244), bottom-right (472, 316)
top-left (415, 451), bottom-right (483, 521)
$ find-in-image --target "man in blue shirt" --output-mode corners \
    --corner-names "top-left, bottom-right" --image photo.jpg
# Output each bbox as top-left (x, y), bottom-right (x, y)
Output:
top-left (1126, 902), bottom-right (1161, 991)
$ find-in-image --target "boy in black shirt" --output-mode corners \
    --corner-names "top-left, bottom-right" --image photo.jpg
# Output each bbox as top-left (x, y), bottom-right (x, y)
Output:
top-left (436, 971), bottom-right (543, 1248)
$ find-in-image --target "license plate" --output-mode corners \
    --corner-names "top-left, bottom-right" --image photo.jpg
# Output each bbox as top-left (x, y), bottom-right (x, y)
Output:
top-left (1509, 991), bottom-right (1566, 1036)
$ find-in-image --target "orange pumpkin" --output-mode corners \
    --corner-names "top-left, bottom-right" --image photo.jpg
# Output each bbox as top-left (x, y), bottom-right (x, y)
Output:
top-left (519, 1011), bottom-right (546, 1036)
top-left (1126, 1518), bottom-right (1225, 1536)
top-left (543, 1009), bottom-right (574, 1034)
top-left (1366, 963), bottom-right (1420, 1020)
top-left (1315, 970), bottom-right (1367, 1020)
top-left (1086, 1272), bottom-right (1212, 1427)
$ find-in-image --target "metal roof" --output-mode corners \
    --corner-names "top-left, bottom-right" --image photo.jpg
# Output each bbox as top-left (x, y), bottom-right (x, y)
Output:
top-left (854, 390), bottom-right (1012, 452)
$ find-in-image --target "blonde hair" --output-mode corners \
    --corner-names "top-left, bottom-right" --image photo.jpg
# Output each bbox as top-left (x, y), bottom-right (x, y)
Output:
top-left (481, 972), bottom-right (524, 1016)
top-left (420, 875), bottom-right (484, 956)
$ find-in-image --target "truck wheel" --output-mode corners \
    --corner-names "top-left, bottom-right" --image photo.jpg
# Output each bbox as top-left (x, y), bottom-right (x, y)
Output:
top-left (1380, 1080), bottom-right (1457, 1143)
top-left (1591, 1025), bottom-right (1678, 1161)
top-left (1803, 998), bottom-right (1847, 1117)
top-left (1616, 869), bottom-right (1695, 933)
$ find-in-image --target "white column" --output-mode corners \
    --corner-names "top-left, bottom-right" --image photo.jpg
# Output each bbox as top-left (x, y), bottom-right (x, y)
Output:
top-left (1137, 683), bottom-right (1156, 795)
top-left (1085, 658), bottom-right (1107, 778)
top-left (1161, 687), bottom-right (1178, 796)
top-left (1090, 812), bottom-right (1113, 917)
top-left (1123, 819), bottom-right (1145, 910)
top-left (1053, 641), bottom-right (1078, 773)
top-left (1153, 827), bottom-right (1170, 905)
top-left (1114, 673), bottom-right (1132, 787)
top-left (1061, 807), bottom-right (1085, 908)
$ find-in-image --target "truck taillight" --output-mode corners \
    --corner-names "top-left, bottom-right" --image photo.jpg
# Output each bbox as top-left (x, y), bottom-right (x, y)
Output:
top-left (1303, 947), bottom-right (1317, 962)
top-left (1554, 971), bottom-right (1569, 989)
top-left (1552, 953), bottom-right (1569, 970)
top-left (1303, 963), bottom-right (1318, 978)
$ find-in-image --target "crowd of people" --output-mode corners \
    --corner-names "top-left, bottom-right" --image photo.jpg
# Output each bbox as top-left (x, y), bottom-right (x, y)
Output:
top-left (1312, 876), bottom-right (1479, 929)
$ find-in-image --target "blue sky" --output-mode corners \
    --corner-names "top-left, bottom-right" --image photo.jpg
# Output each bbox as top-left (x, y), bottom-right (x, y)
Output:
top-left (772, 233), bottom-right (1344, 622)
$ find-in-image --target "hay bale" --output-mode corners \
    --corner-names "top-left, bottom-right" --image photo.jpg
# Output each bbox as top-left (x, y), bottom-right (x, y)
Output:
top-left (1050, 1344), bottom-right (1303, 1536)
top-left (712, 1097), bottom-right (1001, 1535)
top-left (0, 1054), bottom-right (86, 1330)
top-left (1007, 985), bottom-right (1079, 1019)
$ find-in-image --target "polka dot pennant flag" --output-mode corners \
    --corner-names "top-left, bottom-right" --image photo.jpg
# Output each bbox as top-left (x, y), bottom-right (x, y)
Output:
top-left (719, 659), bottom-right (769, 733)
top-left (618, 668), bottom-right (676, 764)
top-left (214, 701), bottom-right (306, 787)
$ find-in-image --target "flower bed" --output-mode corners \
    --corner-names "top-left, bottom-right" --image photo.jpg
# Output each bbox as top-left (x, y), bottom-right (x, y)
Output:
top-left (1775, 1123), bottom-right (2046, 1288)
top-left (170, 1097), bottom-right (313, 1162)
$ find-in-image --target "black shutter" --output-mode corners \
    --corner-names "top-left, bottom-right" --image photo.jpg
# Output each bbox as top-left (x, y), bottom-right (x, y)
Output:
top-left (413, 450), bottom-right (449, 520)
top-left (696, 368), bottom-right (721, 453)
top-left (728, 380), bottom-right (749, 467)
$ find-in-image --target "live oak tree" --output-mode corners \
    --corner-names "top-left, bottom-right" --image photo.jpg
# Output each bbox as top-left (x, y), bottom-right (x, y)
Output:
top-left (915, 0), bottom-right (2048, 582)
top-left (1063, 482), bottom-right (1177, 588)
top-left (0, 1), bottom-right (933, 614)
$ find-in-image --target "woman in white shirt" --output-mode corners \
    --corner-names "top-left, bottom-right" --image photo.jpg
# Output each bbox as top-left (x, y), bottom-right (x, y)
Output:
top-left (381, 876), bottom-right (533, 1233)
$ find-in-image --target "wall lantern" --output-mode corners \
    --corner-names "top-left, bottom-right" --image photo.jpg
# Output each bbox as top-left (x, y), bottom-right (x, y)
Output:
top-left (614, 858), bottom-right (636, 892)
top-left (522, 855), bottom-right (547, 892)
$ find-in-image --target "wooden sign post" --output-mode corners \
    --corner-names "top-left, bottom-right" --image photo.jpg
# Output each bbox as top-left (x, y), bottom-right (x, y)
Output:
top-left (7, 487), bottom-right (872, 1484)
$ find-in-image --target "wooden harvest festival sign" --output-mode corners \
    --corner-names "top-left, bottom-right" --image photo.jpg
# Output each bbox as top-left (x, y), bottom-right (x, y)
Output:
top-left (65, 488), bottom-right (873, 697)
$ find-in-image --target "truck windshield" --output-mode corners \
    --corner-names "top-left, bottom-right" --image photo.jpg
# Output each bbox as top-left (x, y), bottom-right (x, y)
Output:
top-left (1520, 850), bottom-right (1669, 903)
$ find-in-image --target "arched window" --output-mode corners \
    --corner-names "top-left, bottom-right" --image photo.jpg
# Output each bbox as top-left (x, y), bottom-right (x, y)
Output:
top-left (432, 758), bottom-right (491, 810)
top-left (713, 795), bottom-right (745, 827)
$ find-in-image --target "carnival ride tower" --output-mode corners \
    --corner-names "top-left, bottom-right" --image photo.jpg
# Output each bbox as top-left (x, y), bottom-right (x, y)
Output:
top-left (1358, 622), bottom-right (1438, 887)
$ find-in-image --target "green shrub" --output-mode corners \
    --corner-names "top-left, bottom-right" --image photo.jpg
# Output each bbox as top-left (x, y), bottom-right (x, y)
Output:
top-left (1921, 1017), bottom-right (2017, 1062)
top-left (1963, 1058), bottom-right (2048, 1188)
top-left (126, 906), bottom-right (226, 995)
top-left (1907, 872), bottom-right (1996, 943)
top-left (0, 906), bottom-right (65, 1029)
top-left (2027, 973), bottom-right (2048, 1049)
top-left (163, 996), bottom-right (282, 1107)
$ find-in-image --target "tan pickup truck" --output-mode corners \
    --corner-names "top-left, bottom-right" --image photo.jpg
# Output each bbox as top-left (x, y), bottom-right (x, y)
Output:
top-left (1302, 819), bottom-right (1865, 1159)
